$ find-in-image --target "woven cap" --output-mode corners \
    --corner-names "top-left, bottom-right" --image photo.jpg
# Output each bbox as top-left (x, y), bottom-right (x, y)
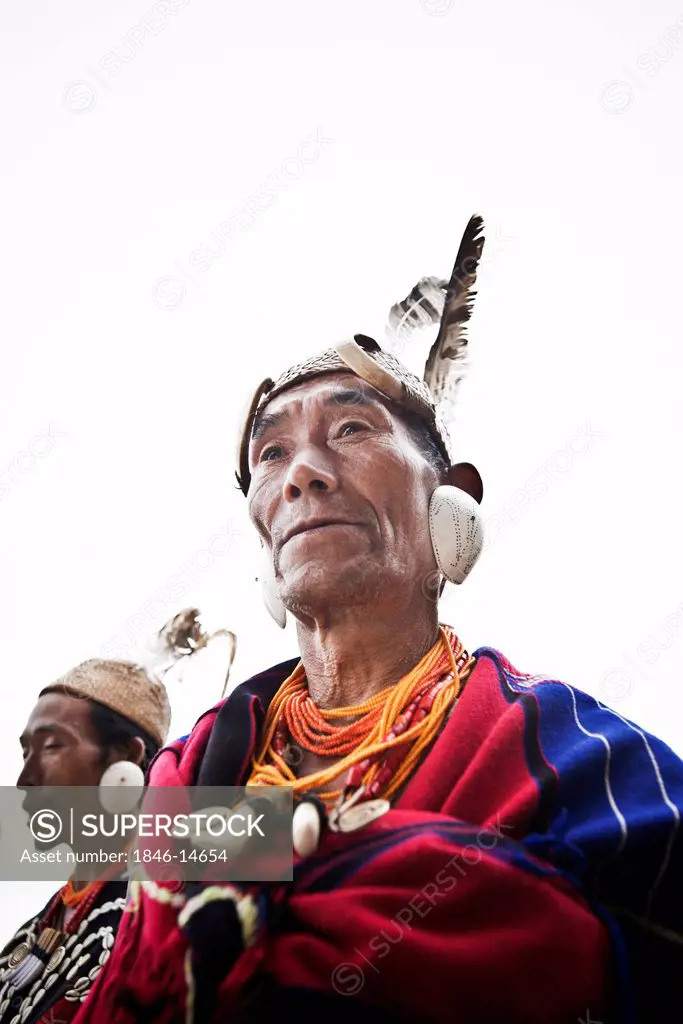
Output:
top-left (41, 659), bottom-right (171, 748)
top-left (236, 335), bottom-right (453, 495)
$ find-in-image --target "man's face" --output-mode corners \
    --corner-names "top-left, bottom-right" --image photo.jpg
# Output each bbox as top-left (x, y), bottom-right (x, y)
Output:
top-left (18, 693), bottom-right (106, 794)
top-left (247, 373), bottom-right (440, 617)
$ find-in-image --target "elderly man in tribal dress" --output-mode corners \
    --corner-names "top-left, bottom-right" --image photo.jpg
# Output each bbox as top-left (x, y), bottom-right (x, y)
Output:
top-left (0, 659), bottom-right (170, 1024)
top-left (75, 218), bottom-right (683, 1024)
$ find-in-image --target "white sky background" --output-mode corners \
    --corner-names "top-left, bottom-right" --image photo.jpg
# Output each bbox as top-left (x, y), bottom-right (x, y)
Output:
top-left (2, 0), bottom-right (683, 926)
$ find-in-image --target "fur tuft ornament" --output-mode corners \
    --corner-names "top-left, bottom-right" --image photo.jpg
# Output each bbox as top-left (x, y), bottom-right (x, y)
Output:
top-left (145, 608), bottom-right (237, 701)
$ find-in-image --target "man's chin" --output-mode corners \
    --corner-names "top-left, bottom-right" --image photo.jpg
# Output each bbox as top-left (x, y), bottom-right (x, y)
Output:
top-left (282, 558), bottom-right (383, 615)
top-left (21, 786), bottom-right (69, 820)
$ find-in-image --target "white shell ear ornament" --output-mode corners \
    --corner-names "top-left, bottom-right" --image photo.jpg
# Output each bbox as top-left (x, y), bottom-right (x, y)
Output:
top-left (428, 485), bottom-right (484, 585)
top-left (258, 552), bottom-right (287, 629)
top-left (99, 760), bottom-right (145, 814)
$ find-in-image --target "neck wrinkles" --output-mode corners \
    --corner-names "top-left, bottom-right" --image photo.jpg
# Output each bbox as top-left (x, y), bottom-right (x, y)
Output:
top-left (295, 603), bottom-right (440, 709)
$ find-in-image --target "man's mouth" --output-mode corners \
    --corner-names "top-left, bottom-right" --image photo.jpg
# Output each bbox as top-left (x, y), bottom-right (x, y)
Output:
top-left (21, 789), bottom-right (56, 815)
top-left (282, 518), bottom-right (363, 546)
top-left (21, 793), bottom-right (39, 816)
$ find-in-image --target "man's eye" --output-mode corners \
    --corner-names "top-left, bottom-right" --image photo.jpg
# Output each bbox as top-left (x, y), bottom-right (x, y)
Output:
top-left (260, 445), bottom-right (283, 463)
top-left (43, 744), bottom-right (63, 752)
top-left (338, 422), bottom-right (367, 438)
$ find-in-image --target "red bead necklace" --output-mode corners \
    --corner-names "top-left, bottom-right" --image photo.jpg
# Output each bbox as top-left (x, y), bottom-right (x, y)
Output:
top-left (43, 880), bottom-right (106, 933)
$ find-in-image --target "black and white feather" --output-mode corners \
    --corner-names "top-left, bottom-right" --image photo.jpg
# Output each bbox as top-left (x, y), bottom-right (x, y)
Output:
top-left (424, 214), bottom-right (485, 404)
top-left (386, 215), bottom-right (485, 408)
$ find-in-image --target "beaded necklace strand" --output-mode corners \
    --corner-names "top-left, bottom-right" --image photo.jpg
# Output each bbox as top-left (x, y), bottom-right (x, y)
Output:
top-left (59, 880), bottom-right (103, 913)
top-left (248, 626), bottom-right (474, 806)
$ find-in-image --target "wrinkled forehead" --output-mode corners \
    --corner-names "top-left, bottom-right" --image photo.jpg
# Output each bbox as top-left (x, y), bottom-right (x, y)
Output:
top-left (236, 341), bottom-right (453, 496)
top-left (250, 371), bottom-right (395, 444)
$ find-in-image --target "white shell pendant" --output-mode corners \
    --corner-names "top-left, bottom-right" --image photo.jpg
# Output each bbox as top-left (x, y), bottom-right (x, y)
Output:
top-left (292, 800), bottom-right (322, 857)
top-left (335, 799), bottom-right (390, 833)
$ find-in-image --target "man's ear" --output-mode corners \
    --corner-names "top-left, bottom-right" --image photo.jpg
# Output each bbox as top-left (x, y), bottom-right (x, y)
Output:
top-left (104, 736), bottom-right (146, 769)
top-left (127, 736), bottom-right (146, 767)
top-left (445, 462), bottom-right (484, 505)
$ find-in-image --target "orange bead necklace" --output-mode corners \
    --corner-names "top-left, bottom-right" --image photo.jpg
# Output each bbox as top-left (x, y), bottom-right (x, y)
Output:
top-left (248, 626), bottom-right (474, 806)
top-left (61, 880), bottom-right (99, 908)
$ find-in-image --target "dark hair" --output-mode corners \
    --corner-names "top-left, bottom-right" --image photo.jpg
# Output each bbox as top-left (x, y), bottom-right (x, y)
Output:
top-left (88, 700), bottom-right (159, 774)
top-left (400, 410), bottom-right (449, 475)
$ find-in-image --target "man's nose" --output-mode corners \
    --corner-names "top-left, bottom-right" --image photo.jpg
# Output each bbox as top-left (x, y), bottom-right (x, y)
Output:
top-left (17, 756), bottom-right (38, 789)
top-left (282, 447), bottom-right (339, 501)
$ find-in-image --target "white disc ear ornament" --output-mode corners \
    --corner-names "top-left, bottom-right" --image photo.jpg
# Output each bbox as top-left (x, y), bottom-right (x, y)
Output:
top-left (99, 760), bottom-right (145, 814)
top-left (428, 485), bottom-right (484, 585)
top-left (259, 554), bottom-right (287, 629)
